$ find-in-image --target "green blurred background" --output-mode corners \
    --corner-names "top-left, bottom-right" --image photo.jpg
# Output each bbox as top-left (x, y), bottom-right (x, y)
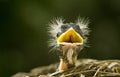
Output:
top-left (0, 0), bottom-right (120, 77)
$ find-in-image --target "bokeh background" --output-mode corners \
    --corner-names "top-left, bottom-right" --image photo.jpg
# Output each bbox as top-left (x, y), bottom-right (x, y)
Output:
top-left (0, 0), bottom-right (120, 77)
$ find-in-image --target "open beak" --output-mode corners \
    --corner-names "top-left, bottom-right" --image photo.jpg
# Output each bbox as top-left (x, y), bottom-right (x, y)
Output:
top-left (57, 28), bottom-right (83, 44)
top-left (57, 28), bottom-right (83, 71)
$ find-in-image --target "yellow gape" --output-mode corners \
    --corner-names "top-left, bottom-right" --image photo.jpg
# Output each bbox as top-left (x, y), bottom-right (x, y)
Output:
top-left (57, 28), bottom-right (83, 44)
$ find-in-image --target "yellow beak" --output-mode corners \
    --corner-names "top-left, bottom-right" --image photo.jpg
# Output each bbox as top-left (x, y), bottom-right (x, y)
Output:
top-left (57, 28), bottom-right (83, 44)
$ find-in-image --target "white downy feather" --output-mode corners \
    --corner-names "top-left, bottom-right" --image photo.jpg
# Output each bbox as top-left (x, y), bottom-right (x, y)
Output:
top-left (76, 17), bottom-right (90, 46)
top-left (48, 17), bottom-right (90, 51)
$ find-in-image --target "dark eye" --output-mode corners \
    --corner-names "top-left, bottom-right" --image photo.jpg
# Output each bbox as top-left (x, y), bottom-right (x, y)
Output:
top-left (56, 32), bottom-right (61, 37)
top-left (56, 33), bottom-right (59, 37)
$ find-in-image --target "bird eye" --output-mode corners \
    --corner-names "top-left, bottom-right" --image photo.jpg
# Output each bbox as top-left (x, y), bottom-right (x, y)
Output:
top-left (56, 32), bottom-right (61, 37)
top-left (57, 33), bottom-right (59, 37)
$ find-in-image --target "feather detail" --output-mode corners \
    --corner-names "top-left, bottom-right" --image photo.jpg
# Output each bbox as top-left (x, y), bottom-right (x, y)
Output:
top-left (76, 17), bottom-right (90, 46)
top-left (48, 18), bottom-right (64, 51)
top-left (48, 17), bottom-right (90, 52)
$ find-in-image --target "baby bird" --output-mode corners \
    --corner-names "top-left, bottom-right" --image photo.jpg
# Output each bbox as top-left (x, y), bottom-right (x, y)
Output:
top-left (48, 17), bottom-right (90, 72)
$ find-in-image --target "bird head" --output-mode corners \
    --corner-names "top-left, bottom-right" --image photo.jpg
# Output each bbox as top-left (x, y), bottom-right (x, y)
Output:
top-left (48, 18), bottom-right (90, 71)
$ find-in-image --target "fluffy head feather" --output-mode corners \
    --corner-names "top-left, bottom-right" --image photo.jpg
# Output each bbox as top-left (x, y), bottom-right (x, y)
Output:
top-left (76, 17), bottom-right (90, 46)
top-left (48, 17), bottom-right (90, 52)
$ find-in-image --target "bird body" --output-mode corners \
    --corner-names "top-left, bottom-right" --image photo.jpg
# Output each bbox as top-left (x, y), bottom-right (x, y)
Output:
top-left (48, 17), bottom-right (90, 71)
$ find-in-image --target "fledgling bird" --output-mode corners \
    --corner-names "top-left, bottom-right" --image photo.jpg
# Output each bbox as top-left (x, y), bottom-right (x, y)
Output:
top-left (48, 17), bottom-right (90, 72)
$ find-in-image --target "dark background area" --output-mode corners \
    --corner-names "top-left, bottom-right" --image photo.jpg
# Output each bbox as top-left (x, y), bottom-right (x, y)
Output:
top-left (0, 0), bottom-right (120, 77)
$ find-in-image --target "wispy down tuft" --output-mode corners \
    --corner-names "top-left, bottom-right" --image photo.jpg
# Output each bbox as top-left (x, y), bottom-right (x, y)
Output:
top-left (76, 17), bottom-right (90, 46)
top-left (48, 18), bottom-right (64, 52)
top-left (48, 17), bottom-right (90, 52)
